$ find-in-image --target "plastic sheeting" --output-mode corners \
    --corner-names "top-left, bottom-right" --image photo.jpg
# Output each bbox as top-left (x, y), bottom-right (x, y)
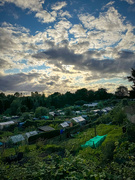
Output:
top-left (81, 135), bottom-right (107, 148)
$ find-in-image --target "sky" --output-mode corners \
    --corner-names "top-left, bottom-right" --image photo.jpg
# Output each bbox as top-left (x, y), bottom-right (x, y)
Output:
top-left (0, 0), bottom-right (135, 96)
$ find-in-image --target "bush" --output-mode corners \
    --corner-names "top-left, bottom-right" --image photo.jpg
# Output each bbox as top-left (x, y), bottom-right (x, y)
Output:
top-left (101, 141), bottom-right (115, 163)
top-left (42, 144), bottom-right (63, 153)
top-left (35, 107), bottom-right (49, 118)
top-left (126, 123), bottom-right (135, 142)
top-left (24, 120), bottom-right (65, 128)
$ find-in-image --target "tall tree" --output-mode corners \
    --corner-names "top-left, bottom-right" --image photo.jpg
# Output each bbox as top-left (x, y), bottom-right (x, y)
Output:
top-left (127, 68), bottom-right (135, 98)
top-left (115, 86), bottom-right (128, 98)
top-left (95, 88), bottom-right (108, 100)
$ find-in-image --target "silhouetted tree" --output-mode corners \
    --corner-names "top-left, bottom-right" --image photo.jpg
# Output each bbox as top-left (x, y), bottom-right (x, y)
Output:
top-left (95, 88), bottom-right (108, 100)
top-left (127, 68), bottom-right (135, 98)
top-left (14, 92), bottom-right (20, 97)
top-left (75, 88), bottom-right (88, 101)
top-left (115, 86), bottom-right (128, 98)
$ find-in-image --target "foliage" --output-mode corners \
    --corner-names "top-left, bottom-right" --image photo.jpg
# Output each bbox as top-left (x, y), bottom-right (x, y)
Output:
top-left (22, 112), bottom-right (31, 120)
top-left (127, 68), bottom-right (135, 98)
top-left (112, 109), bottom-right (127, 126)
top-left (64, 107), bottom-right (74, 116)
top-left (0, 88), bottom-right (115, 115)
top-left (24, 119), bottom-right (64, 128)
top-left (28, 130), bottom-right (60, 143)
top-left (126, 123), bottom-right (135, 142)
top-left (0, 122), bottom-right (135, 180)
top-left (115, 86), bottom-right (129, 98)
top-left (1, 95), bottom-right (135, 179)
top-left (35, 106), bottom-right (49, 118)
top-left (101, 140), bottom-right (115, 163)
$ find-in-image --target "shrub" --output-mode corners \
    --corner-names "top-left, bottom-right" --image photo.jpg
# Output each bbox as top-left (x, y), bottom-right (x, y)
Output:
top-left (35, 107), bottom-right (49, 118)
top-left (101, 141), bottom-right (115, 163)
top-left (42, 144), bottom-right (63, 153)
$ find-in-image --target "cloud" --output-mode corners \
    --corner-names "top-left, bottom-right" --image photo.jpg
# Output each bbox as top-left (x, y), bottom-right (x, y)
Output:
top-left (32, 45), bottom-right (135, 76)
top-left (71, 41), bottom-right (90, 54)
top-left (121, 0), bottom-right (134, 4)
top-left (0, 71), bottom-right (74, 94)
top-left (59, 10), bottom-right (71, 18)
top-left (79, 7), bottom-right (126, 32)
top-left (0, 58), bottom-right (12, 69)
top-left (46, 19), bottom-right (72, 43)
top-left (102, 1), bottom-right (115, 10)
top-left (69, 24), bottom-right (87, 38)
top-left (0, 0), bottom-right (58, 23)
top-left (51, 1), bottom-right (67, 11)
top-left (35, 10), bottom-right (57, 23)
top-left (77, 6), bottom-right (135, 51)
top-left (0, 0), bottom-right (44, 12)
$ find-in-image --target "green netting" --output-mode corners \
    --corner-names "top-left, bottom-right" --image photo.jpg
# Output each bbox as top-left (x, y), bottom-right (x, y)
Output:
top-left (81, 135), bottom-right (107, 148)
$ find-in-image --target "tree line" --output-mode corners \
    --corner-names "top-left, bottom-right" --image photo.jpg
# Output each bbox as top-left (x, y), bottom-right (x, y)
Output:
top-left (0, 68), bottom-right (134, 115)
top-left (0, 88), bottom-right (114, 115)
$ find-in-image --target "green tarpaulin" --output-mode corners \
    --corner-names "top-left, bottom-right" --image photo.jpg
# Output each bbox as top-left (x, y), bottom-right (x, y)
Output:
top-left (81, 135), bottom-right (107, 148)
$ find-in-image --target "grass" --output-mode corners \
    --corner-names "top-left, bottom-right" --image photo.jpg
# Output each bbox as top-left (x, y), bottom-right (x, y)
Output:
top-left (57, 124), bottom-right (122, 152)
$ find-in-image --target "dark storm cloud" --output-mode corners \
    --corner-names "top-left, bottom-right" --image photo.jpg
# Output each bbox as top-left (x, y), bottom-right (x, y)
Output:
top-left (46, 81), bottom-right (55, 86)
top-left (33, 46), bottom-right (135, 75)
top-left (0, 29), bottom-right (16, 52)
top-left (0, 72), bottom-right (65, 92)
top-left (0, 72), bottom-right (41, 91)
top-left (0, 58), bottom-right (12, 69)
top-left (32, 47), bottom-right (83, 64)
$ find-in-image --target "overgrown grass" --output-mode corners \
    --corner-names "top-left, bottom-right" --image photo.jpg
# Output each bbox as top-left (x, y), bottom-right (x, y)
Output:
top-left (58, 124), bottom-right (122, 152)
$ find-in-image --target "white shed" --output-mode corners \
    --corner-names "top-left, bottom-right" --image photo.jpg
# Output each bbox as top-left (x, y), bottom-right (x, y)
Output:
top-left (25, 131), bottom-right (38, 138)
top-left (10, 134), bottom-right (25, 143)
top-left (0, 121), bottom-right (15, 130)
top-left (72, 116), bottom-right (85, 123)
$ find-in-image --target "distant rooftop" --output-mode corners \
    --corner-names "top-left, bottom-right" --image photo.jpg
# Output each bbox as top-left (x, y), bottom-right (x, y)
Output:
top-left (72, 116), bottom-right (85, 123)
top-left (60, 122), bottom-right (69, 128)
top-left (83, 103), bottom-right (98, 107)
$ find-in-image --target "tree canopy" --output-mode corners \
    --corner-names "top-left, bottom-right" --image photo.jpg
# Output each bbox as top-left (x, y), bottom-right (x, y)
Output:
top-left (127, 68), bottom-right (135, 98)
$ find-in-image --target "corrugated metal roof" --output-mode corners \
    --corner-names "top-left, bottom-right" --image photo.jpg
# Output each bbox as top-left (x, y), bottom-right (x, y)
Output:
top-left (72, 116), bottom-right (85, 123)
top-left (25, 131), bottom-right (38, 138)
top-left (10, 134), bottom-right (25, 143)
top-left (83, 103), bottom-right (98, 107)
top-left (49, 112), bottom-right (55, 116)
top-left (0, 121), bottom-right (14, 126)
top-left (60, 122), bottom-right (69, 128)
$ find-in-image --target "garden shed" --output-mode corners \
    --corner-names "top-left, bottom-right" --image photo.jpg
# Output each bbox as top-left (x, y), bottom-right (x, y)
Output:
top-left (0, 121), bottom-right (15, 130)
top-left (10, 134), bottom-right (25, 144)
top-left (72, 116), bottom-right (86, 125)
top-left (81, 135), bottom-right (107, 148)
top-left (25, 131), bottom-right (38, 138)
top-left (60, 122), bottom-right (69, 128)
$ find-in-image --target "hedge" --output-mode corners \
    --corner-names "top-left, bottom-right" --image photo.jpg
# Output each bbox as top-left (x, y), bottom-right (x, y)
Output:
top-left (28, 130), bottom-right (60, 143)
top-left (65, 124), bottom-right (80, 133)
top-left (24, 120), bottom-right (65, 128)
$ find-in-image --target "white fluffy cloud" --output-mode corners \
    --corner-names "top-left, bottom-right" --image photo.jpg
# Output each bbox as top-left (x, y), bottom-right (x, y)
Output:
top-left (0, 0), bottom-right (44, 12)
top-left (59, 10), bottom-right (71, 18)
top-left (35, 10), bottom-right (57, 23)
top-left (121, 0), bottom-right (134, 4)
top-left (0, 1), bottom-right (135, 94)
top-left (78, 6), bottom-right (135, 51)
top-left (0, 0), bottom-right (58, 23)
top-left (51, 1), bottom-right (67, 11)
top-left (69, 24), bottom-right (87, 38)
